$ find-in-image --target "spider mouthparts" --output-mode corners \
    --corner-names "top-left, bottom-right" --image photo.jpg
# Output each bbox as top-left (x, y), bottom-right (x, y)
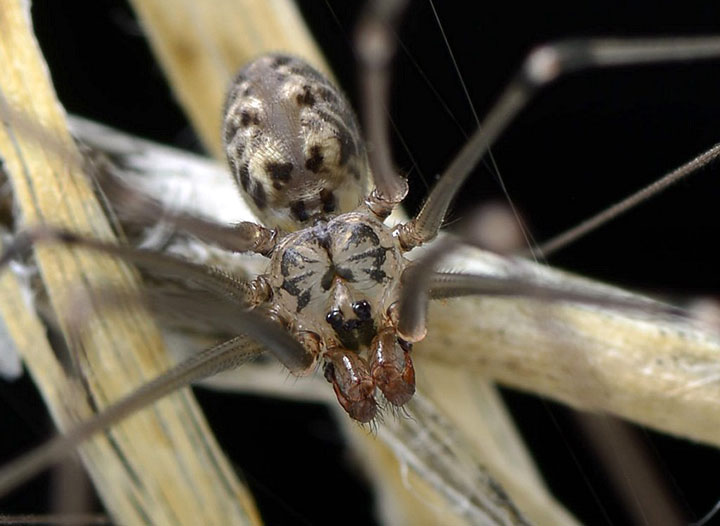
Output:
top-left (324, 349), bottom-right (378, 422)
top-left (369, 329), bottom-right (415, 407)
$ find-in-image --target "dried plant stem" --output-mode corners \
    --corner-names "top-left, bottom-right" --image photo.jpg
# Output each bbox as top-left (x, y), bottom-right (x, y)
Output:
top-left (423, 246), bottom-right (720, 448)
top-left (0, 2), bottom-right (259, 525)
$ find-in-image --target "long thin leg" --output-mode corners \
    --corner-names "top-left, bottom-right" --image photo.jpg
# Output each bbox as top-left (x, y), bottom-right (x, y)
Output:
top-left (93, 157), bottom-right (278, 256)
top-left (0, 227), bottom-right (268, 306)
top-left (356, 0), bottom-right (410, 217)
top-left (428, 271), bottom-right (678, 314)
top-left (397, 237), bottom-right (682, 343)
top-left (0, 335), bottom-right (262, 498)
top-left (0, 90), bottom-right (278, 256)
top-left (396, 37), bottom-right (720, 250)
top-left (66, 286), bottom-right (313, 376)
top-left (529, 141), bottom-right (720, 257)
top-left (396, 236), bottom-right (451, 342)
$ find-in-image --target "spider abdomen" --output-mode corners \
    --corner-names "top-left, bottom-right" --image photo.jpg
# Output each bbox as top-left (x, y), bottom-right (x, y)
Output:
top-left (223, 54), bottom-right (371, 232)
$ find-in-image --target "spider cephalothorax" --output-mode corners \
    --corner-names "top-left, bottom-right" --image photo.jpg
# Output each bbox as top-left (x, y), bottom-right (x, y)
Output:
top-left (223, 54), bottom-right (414, 422)
top-left (266, 211), bottom-right (411, 421)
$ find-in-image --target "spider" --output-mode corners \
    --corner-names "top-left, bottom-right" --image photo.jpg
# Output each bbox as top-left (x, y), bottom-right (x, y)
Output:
top-left (2, 1), bottom-right (720, 526)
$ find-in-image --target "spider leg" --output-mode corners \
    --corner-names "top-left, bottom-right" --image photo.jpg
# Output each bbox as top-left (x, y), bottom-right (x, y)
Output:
top-left (91, 156), bottom-right (278, 256)
top-left (0, 91), bottom-right (278, 257)
top-left (528, 141), bottom-right (720, 257)
top-left (397, 232), bottom-right (682, 343)
top-left (396, 235), bottom-right (451, 342)
top-left (66, 286), bottom-right (313, 375)
top-left (0, 226), bottom-right (267, 305)
top-left (356, 0), bottom-right (410, 217)
top-left (1, 227), bottom-right (315, 373)
top-left (427, 271), bottom-right (680, 314)
top-left (0, 267), bottom-right (318, 495)
top-left (395, 36), bottom-right (720, 250)
top-left (0, 335), bottom-right (263, 498)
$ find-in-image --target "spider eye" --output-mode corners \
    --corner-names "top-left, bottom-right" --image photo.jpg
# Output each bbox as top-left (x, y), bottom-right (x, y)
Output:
top-left (352, 300), bottom-right (371, 320)
top-left (222, 54), bottom-right (371, 232)
top-left (326, 309), bottom-right (344, 328)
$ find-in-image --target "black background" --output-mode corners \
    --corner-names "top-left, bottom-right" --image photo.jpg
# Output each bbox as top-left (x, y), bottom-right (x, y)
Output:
top-left (3, 1), bottom-right (720, 525)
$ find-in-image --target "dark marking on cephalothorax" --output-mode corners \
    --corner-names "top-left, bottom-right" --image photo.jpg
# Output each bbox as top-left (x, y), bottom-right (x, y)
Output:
top-left (280, 275), bottom-right (313, 312)
top-left (334, 266), bottom-right (355, 282)
top-left (347, 223), bottom-right (381, 248)
top-left (280, 248), bottom-right (318, 276)
top-left (336, 326), bottom-right (359, 351)
top-left (366, 265), bottom-right (388, 284)
top-left (305, 145), bottom-right (324, 173)
top-left (296, 85), bottom-right (316, 107)
top-left (250, 181), bottom-right (267, 209)
top-left (279, 246), bottom-right (319, 277)
top-left (280, 276), bottom-right (302, 295)
top-left (290, 200), bottom-right (309, 222)
top-left (320, 266), bottom-right (335, 291)
top-left (320, 188), bottom-right (336, 213)
top-left (348, 246), bottom-right (390, 283)
top-left (316, 229), bottom-right (331, 251)
top-left (265, 161), bottom-right (293, 188)
top-left (279, 247), bottom-right (323, 313)
top-left (279, 249), bottom-right (297, 277)
top-left (320, 263), bottom-right (355, 291)
top-left (356, 320), bottom-right (376, 348)
top-left (296, 289), bottom-right (311, 311)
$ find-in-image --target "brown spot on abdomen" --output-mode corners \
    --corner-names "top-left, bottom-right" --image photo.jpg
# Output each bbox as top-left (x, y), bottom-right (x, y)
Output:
top-left (290, 200), bottom-right (309, 222)
top-left (305, 145), bottom-right (324, 173)
top-left (266, 161), bottom-right (294, 183)
top-left (296, 85), bottom-right (316, 107)
top-left (320, 188), bottom-right (336, 213)
top-left (240, 109), bottom-right (260, 127)
top-left (250, 181), bottom-right (267, 209)
top-left (238, 163), bottom-right (250, 191)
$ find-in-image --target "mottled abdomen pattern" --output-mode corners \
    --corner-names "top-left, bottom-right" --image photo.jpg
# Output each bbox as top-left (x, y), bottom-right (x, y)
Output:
top-left (223, 55), bottom-right (371, 232)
